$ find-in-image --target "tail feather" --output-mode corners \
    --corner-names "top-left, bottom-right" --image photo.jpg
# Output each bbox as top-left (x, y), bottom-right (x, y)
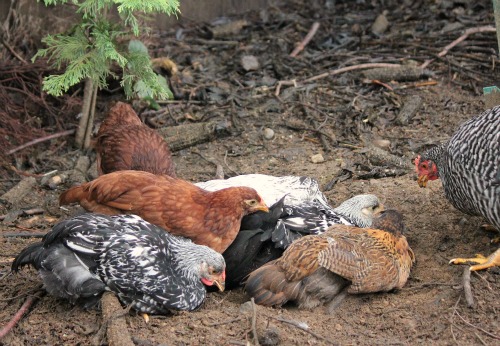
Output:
top-left (245, 263), bottom-right (299, 307)
top-left (59, 185), bottom-right (85, 206)
top-left (11, 242), bottom-right (44, 271)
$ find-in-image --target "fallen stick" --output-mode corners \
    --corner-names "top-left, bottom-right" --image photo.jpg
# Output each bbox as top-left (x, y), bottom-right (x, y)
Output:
top-left (158, 120), bottom-right (232, 152)
top-left (303, 63), bottom-right (402, 84)
top-left (275, 63), bottom-right (403, 97)
top-left (0, 177), bottom-right (37, 206)
top-left (250, 298), bottom-right (260, 346)
top-left (7, 129), bottom-right (76, 155)
top-left (100, 292), bottom-right (134, 346)
top-left (455, 310), bottom-right (500, 340)
top-left (264, 314), bottom-right (336, 345)
top-left (396, 95), bottom-right (423, 126)
top-left (0, 290), bottom-right (45, 340)
top-left (362, 66), bottom-right (433, 82)
top-left (462, 267), bottom-right (475, 308)
top-left (290, 22), bottom-right (320, 57)
top-left (420, 26), bottom-right (496, 68)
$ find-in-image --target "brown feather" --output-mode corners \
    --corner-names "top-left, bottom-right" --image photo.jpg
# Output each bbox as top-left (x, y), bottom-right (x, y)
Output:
top-left (95, 102), bottom-right (176, 177)
top-left (59, 170), bottom-right (268, 253)
top-left (245, 210), bottom-right (414, 308)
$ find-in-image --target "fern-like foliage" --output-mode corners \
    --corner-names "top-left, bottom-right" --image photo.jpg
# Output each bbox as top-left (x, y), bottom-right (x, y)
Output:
top-left (34, 0), bottom-right (179, 99)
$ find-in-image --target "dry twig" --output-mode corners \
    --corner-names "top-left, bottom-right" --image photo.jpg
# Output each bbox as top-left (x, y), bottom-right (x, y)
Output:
top-left (0, 290), bottom-right (45, 339)
top-left (250, 298), bottom-right (260, 346)
top-left (455, 311), bottom-right (500, 340)
top-left (421, 26), bottom-right (496, 68)
top-left (462, 267), bottom-right (474, 308)
top-left (275, 63), bottom-right (403, 96)
top-left (99, 292), bottom-right (134, 346)
top-left (290, 22), bottom-right (320, 57)
top-left (264, 314), bottom-right (336, 345)
top-left (7, 129), bottom-right (76, 155)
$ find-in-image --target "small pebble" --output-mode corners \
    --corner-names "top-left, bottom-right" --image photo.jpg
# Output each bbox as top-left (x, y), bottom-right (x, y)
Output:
top-left (45, 174), bottom-right (68, 190)
top-left (372, 139), bottom-right (391, 149)
top-left (241, 55), bottom-right (260, 71)
top-left (311, 153), bottom-right (325, 163)
top-left (263, 128), bottom-right (275, 140)
top-left (371, 12), bottom-right (389, 35)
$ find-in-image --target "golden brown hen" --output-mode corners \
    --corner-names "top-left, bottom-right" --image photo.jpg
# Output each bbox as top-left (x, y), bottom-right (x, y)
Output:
top-left (244, 209), bottom-right (414, 309)
top-left (95, 102), bottom-right (176, 177)
top-left (59, 170), bottom-right (269, 253)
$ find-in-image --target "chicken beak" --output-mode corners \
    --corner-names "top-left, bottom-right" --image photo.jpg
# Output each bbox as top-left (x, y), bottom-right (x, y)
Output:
top-left (417, 174), bottom-right (428, 188)
top-left (213, 280), bottom-right (225, 292)
top-left (256, 203), bottom-right (269, 213)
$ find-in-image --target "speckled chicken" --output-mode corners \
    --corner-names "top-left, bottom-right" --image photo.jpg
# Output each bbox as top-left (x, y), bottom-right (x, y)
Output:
top-left (244, 209), bottom-right (414, 309)
top-left (223, 193), bottom-right (384, 289)
top-left (12, 214), bottom-right (226, 315)
top-left (95, 102), bottom-right (176, 177)
top-left (415, 105), bottom-right (500, 271)
top-left (59, 170), bottom-right (269, 253)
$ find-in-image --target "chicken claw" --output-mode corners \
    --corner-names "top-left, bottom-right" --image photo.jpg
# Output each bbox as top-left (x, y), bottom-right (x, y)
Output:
top-left (449, 249), bottom-right (500, 271)
top-left (141, 313), bottom-right (150, 323)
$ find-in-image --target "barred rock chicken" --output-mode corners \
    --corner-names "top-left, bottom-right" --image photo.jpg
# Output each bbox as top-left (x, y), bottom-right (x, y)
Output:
top-left (223, 193), bottom-right (384, 288)
top-left (415, 105), bottom-right (500, 271)
top-left (12, 214), bottom-right (226, 315)
top-left (245, 209), bottom-right (414, 309)
top-left (59, 171), bottom-right (269, 253)
top-left (95, 102), bottom-right (176, 177)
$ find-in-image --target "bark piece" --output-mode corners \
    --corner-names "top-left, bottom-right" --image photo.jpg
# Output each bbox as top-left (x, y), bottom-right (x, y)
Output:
top-left (101, 292), bottom-right (134, 346)
top-left (363, 146), bottom-right (412, 169)
top-left (396, 96), bottom-right (423, 126)
top-left (158, 120), bottom-right (232, 152)
top-left (362, 66), bottom-right (433, 82)
top-left (0, 177), bottom-right (37, 206)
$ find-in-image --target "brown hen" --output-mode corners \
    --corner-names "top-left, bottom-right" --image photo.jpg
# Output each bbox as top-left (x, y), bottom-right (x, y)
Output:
top-left (59, 170), bottom-right (269, 253)
top-left (95, 102), bottom-right (176, 177)
top-left (244, 209), bottom-right (414, 309)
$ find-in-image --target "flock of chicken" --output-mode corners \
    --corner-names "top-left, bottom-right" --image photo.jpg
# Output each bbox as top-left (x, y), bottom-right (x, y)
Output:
top-left (12, 102), bottom-right (500, 319)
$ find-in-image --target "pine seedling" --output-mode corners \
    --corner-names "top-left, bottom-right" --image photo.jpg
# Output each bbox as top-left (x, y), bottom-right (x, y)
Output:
top-left (33, 0), bottom-right (180, 148)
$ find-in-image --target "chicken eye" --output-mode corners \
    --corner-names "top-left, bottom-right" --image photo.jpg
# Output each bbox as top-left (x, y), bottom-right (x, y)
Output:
top-left (247, 199), bottom-right (258, 206)
top-left (421, 163), bottom-right (427, 169)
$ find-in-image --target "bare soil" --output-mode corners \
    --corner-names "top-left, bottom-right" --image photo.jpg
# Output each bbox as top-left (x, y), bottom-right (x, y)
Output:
top-left (1, 0), bottom-right (499, 345)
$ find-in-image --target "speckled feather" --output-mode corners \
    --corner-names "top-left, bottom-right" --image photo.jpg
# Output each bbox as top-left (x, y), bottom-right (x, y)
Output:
top-left (245, 210), bottom-right (414, 308)
top-left (419, 105), bottom-right (500, 228)
top-left (12, 214), bottom-right (226, 314)
top-left (59, 170), bottom-right (267, 253)
top-left (96, 102), bottom-right (176, 177)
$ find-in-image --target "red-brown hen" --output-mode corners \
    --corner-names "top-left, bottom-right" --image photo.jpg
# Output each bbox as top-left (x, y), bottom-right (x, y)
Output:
top-left (95, 102), bottom-right (176, 177)
top-left (59, 170), bottom-right (269, 253)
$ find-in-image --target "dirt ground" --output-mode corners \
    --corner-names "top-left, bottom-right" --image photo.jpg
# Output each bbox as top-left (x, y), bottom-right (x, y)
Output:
top-left (1, 0), bottom-right (499, 345)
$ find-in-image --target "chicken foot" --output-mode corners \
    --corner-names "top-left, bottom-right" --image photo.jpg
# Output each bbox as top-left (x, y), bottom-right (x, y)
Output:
top-left (450, 248), bottom-right (500, 271)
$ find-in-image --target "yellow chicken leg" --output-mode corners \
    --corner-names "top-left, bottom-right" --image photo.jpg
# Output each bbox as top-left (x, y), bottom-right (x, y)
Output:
top-left (142, 313), bottom-right (150, 323)
top-left (450, 248), bottom-right (500, 271)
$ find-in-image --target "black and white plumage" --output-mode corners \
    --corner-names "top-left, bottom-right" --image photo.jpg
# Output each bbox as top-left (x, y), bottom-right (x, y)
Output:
top-left (416, 105), bottom-right (500, 271)
top-left (197, 174), bottom-right (382, 247)
top-left (12, 214), bottom-right (226, 314)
